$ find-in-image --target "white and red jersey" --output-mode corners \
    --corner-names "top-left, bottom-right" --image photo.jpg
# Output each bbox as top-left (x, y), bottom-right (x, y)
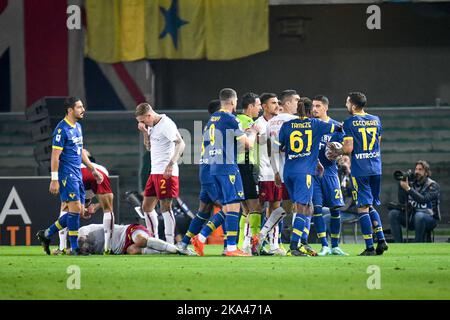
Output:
top-left (81, 163), bottom-right (112, 198)
top-left (254, 115), bottom-right (273, 182)
top-left (266, 113), bottom-right (298, 182)
top-left (78, 224), bottom-right (128, 254)
top-left (147, 114), bottom-right (180, 176)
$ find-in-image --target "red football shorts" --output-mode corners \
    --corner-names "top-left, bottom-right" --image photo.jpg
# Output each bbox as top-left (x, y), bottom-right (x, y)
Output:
top-left (258, 181), bottom-right (283, 202)
top-left (144, 174), bottom-right (179, 199)
top-left (82, 168), bottom-right (112, 194)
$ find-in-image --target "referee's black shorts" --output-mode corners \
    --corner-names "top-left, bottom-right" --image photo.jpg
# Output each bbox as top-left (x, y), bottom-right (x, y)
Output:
top-left (238, 164), bottom-right (259, 200)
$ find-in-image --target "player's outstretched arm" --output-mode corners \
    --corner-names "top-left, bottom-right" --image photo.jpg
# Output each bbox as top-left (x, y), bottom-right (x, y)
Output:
top-left (49, 148), bottom-right (62, 195)
top-left (82, 149), bottom-right (104, 184)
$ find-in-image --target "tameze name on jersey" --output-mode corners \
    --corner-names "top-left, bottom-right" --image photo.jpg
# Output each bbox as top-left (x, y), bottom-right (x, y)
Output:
top-left (291, 122), bottom-right (311, 129)
top-left (355, 151), bottom-right (380, 159)
top-left (288, 151), bottom-right (311, 160)
top-left (352, 120), bottom-right (379, 127)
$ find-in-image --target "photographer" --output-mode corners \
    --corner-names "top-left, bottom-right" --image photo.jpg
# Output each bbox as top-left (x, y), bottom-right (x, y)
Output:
top-left (388, 160), bottom-right (441, 243)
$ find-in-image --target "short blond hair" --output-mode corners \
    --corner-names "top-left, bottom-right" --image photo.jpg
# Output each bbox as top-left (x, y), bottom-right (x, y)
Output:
top-left (135, 103), bottom-right (152, 117)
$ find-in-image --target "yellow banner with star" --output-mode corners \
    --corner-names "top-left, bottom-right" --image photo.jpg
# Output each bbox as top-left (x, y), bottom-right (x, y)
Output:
top-left (86, 0), bottom-right (268, 62)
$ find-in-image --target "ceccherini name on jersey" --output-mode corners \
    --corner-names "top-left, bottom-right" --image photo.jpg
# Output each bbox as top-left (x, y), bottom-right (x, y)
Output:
top-left (354, 151), bottom-right (380, 159)
top-left (352, 120), bottom-right (379, 127)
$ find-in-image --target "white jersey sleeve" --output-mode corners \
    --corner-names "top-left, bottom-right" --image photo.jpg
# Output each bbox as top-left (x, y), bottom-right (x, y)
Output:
top-left (112, 224), bottom-right (129, 254)
top-left (266, 113), bottom-right (298, 182)
top-left (255, 116), bottom-right (274, 181)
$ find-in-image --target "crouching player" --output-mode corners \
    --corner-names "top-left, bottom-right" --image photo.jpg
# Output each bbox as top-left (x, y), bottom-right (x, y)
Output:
top-left (78, 223), bottom-right (187, 255)
top-left (53, 151), bottom-right (115, 255)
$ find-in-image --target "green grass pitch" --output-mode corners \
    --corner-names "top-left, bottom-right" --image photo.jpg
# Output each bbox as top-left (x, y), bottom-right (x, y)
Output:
top-left (1, 244), bottom-right (449, 300)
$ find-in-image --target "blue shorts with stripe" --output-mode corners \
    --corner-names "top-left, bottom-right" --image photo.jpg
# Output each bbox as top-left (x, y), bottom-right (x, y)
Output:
top-left (59, 172), bottom-right (85, 204)
top-left (351, 175), bottom-right (381, 207)
top-left (283, 173), bottom-right (314, 205)
top-left (213, 174), bottom-right (244, 205)
top-left (313, 175), bottom-right (345, 208)
top-left (199, 182), bottom-right (220, 205)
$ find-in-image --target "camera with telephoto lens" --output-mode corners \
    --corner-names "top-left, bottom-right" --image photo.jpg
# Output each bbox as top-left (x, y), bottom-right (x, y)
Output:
top-left (393, 169), bottom-right (415, 181)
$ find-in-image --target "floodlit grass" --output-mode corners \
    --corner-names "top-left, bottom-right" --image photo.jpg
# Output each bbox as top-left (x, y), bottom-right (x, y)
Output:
top-left (0, 244), bottom-right (449, 300)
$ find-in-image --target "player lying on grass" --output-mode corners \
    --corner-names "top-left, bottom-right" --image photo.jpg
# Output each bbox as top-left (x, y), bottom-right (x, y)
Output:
top-left (77, 223), bottom-right (194, 255)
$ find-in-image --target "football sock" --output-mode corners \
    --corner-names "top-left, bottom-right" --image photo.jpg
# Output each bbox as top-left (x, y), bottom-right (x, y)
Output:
top-left (199, 211), bottom-right (225, 243)
top-left (249, 211), bottom-right (261, 236)
top-left (103, 212), bottom-right (114, 252)
top-left (359, 213), bottom-right (374, 249)
top-left (67, 212), bottom-right (80, 251)
top-left (260, 207), bottom-right (286, 239)
top-left (269, 224), bottom-right (280, 250)
top-left (225, 211), bottom-right (240, 251)
top-left (146, 237), bottom-right (177, 253)
top-left (330, 209), bottom-right (341, 248)
top-left (313, 206), bottom-right (329, 247)
top-left (369, 207), bottom-right (385, 241)
top-left (182, 211), bottom-right (210, 247)
top-left (162, 211), bottom-right (176, 244)
top-left (57, 211), bottom-right (68, 250)
top-left (144, 210), bottom-right (159, 238)
top-left (222, 219), bottom-right (227, 250)
top-left (290, 213), bottom-right (307, 250)
top-left (46, 212), bottom-right (68, 238)
top-left (278, 219), bottom-right (284, 243)
top-left (238, 214), bottom-right (247, 247)
top-left (300, 215), bottom-right (311, 245)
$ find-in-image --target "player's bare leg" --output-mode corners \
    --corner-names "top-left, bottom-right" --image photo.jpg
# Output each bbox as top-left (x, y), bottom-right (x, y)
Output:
top-left (97, 193), bottom-right (114, 254)
top-left (143, 196), bottom-right (159, 238)
top-left (160, 198), bottom-right (176, 244)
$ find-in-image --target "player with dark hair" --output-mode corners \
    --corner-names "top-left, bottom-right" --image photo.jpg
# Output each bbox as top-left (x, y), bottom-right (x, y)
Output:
top-left (176, 99), bottom-right (223, 256)
top-left (254, 90), bottom-right (299, 255)
top-left (311, 95), bottom-right (348, 256)
top-left (236, 92), bottom-right (262, 254)
top-left (327, 92), bottom-right (388, 255)
top-left (273, 99), bottom-right (336, 256)
top-left (36, 97), bottom-right (103, 255)
top-left (192, 88), bottom-right (257, 256)
top-left (53, 150), bottom-right (116, 255)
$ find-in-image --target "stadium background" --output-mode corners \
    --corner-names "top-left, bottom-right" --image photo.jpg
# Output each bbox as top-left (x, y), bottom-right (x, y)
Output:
top-left (0, 0), bottom-right (449, 244)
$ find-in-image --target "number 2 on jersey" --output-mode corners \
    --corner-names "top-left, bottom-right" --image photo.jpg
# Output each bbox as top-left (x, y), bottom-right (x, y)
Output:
top-left (290, 130), bottom-right (312, 153)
